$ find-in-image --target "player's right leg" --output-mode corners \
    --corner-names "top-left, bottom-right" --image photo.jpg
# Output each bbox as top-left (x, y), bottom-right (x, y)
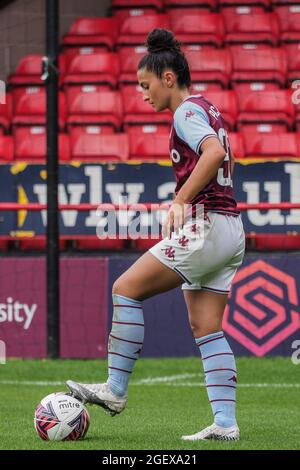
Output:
top-left (181, 289), bottom-right (240, 440)
top-left (67, 250), bottom-right (183, 415)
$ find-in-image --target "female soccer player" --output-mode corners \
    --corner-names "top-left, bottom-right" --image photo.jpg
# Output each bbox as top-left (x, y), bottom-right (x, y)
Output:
top-left (67, 29), bottom-right (245, 441)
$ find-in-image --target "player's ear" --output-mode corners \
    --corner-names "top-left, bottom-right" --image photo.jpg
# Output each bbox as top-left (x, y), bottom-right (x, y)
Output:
top-left (163, 70), bottom-right (176, 88)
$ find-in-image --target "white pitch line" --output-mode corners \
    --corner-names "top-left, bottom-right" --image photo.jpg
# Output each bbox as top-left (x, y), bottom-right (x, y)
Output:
top-left (0, 380), bottom-right (65, 386)
top-left (135, 373), bottom-right (201, 384)
top-left (137, 382), bottom-right (300, 388)
top-left (0, 377), bottom-right (300, 388)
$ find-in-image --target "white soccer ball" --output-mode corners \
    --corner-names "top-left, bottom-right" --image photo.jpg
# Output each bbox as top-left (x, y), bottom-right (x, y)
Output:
top-left (34, 392), bottom-right (90, 441)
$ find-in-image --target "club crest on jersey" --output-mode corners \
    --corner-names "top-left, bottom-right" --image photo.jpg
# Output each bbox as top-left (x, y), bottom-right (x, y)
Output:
top-left (185, 110), bottom-right (195, 121)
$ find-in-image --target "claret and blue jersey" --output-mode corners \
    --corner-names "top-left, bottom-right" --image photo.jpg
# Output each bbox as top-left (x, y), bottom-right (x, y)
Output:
top-left (170, 94), bottom-right (240, 216)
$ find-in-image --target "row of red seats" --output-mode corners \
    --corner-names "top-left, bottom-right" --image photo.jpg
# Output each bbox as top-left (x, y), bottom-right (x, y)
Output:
top-left (6, 45), bottom-right (300, 92)
top-left (1, 87), bottom-right (300, 134)
top-left (1, 233), bottom-right (300, 252)
top-left (110, 0), bottom-right (295, 12)
top-left (0, 130), bottom-right (299, 161)
top-left (61, 8), bottom-right (300, 51)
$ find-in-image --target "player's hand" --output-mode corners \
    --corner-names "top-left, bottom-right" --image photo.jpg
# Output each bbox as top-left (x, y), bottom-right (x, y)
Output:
top-left (162, 197), bottom-right (185, 239)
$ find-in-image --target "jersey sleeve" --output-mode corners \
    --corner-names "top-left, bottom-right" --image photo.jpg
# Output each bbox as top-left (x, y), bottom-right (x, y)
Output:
top-left (174, 101), bottom-right (218, 154)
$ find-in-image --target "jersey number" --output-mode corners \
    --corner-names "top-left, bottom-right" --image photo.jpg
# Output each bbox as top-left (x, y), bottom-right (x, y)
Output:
top-left (217, 128), bottom-right (233, 188)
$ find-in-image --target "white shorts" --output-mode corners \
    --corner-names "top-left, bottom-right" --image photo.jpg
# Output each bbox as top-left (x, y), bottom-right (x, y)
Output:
top-left (149, 212), bottom-right (245, 294)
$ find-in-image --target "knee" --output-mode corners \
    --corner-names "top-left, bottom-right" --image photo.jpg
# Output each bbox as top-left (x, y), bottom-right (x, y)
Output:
top-left (112, 277), bottom-right (139, 299)
top-left (189, 321), bottom-right (205, 339)
top-left (189, 318), bottom-right (220, 339)
top-left (112, 278), bottom-right (125, 296)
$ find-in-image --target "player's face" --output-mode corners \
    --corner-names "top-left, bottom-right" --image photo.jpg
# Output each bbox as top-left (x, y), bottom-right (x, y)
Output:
top-left (137, 67), bottom-right (171, 112)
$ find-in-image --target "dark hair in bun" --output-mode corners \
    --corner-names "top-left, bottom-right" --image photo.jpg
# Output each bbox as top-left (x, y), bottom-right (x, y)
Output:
top-left (138, 29), bottom-right (191, 88)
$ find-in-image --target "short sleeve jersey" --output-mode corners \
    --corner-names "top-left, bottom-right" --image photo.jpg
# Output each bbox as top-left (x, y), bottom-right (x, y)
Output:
top-left (170, 94), bottom-right (239, 216)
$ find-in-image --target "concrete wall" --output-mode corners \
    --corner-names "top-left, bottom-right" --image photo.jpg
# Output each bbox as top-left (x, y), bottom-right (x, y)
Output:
top-left (0, 0), bottom-right (111, 81)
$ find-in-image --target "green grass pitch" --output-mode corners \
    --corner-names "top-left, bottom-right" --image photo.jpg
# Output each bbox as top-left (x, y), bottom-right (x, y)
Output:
top-left (0, 357), bottom-right (299, 450)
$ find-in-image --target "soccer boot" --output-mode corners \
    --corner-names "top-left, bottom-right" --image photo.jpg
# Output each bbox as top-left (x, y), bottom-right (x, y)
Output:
top-left (66, 380), bottom-right (127, 417)
top-left (181, 423), bottom-right (240, 441)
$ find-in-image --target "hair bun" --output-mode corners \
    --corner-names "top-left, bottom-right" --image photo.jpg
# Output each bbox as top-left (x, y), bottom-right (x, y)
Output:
top-left (146, 28), bottom-right (181, 54)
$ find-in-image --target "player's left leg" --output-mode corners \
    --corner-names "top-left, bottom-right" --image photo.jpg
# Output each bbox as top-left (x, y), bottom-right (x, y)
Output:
top-left (67, 251), bottom-right (183, 415)
top-left (181, 288), bottom-right (239, 441)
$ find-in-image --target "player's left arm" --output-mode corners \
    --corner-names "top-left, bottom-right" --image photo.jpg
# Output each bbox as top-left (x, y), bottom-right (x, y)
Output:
top-left (174, 136), bottom-right (226, 205)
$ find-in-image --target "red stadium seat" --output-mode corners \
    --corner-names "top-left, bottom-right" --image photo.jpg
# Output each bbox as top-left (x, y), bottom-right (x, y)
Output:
top-left (228, 79), bottom-right (281, 92)
top-left (70, 132), bottom-right (129, 161)
top-left (74, 237), bottom-right (127, 251)
top-left (219, 0), bottom-right (270, 8)
top-left (202, 90), bottom-right (238, 130)
top-left (184, 46), bottom-right (222, 88)
top-left (238, 123), bottom-right (289, 133)
top-left (228, 132), bottom-right (245, 158)
top-left (237, 90), bottom-right (295, 132)
top-left (295, 101), bottom-right (300, 132)
top-left (249, 233), bottom-right (300, 250)
top-left (63, 53), bottom-right (120, 90)
top-left (272, 0), bottom-right (299, 4)
top-left (8, 55), bottom-right (44, 87)
top-left (284, 44), bottom-right (300, 84)
top-left (63, 46), bottom-right (109, 70)
top-left (0, 93), bottom-right (12, 133)
top-left (224, 12), bottom-right (279, 46)
top-left (190, 82), bottom-right (224, 92)
top-left (121, 85), bottom-right (172, 130)
top-left (297, 132), bottom-right (300, 151)
top-left (116, 14), bottom-right (170, 47)
top-left (14, 130), bottom-right (70, 161)
top-left (111, 0), bottom-right (163, 9)
top-left (62, 17), bottom-right (119, 51)
top-left (8, 55), bottom-right (65, 87)
top-left (17, 238), bottom-right (66, 251)
top-left (164, 0), bottom-right (217, 9)
top-left (0, 239), bottom-right (9, 251)
top-left (126, 124), bottom-right (170, 136)
top-left (182, 44), bottom-right (217, 52)
top-left (243, 132), bottom-right (298, 157)
top-left (275, 5), bottom-right (300, 43)
top-left (169, 11), bottom-right (225, 47)
top-left (220, 5), bottom-right (266, 13)
top-left (118, 46), bottom-right (147, 85)
top-left (129, 133), bottom-right (169, 160)
top-left (0, 136), bottom-right (14, 162)
top-left (12, 88), bottom-right (66, 130)
top-left (69, 126), bottom-right (116, 139)
top-left (113, 7), bottom-right (159, 21)
top-left (230, 47), bottom-right (287, 88)
top-left (112, 0), bottom-right (163, 19)
top-left (66, 90), bottom-right (123, 131)
top-left (134, 237), bottom-right (162, 250)
top-left (185, 49), bottom-right (232, 88)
